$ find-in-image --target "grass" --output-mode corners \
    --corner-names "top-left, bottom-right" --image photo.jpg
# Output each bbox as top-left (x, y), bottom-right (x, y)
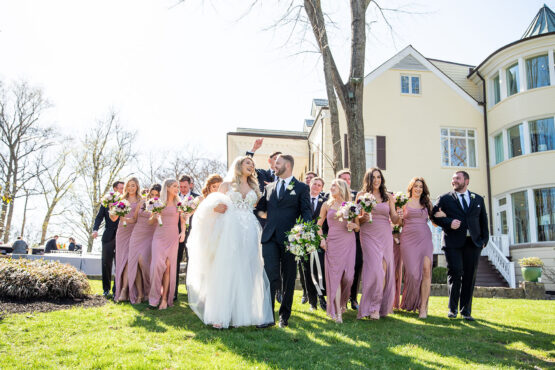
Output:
top-left (1, 280), bottom-right (554, 369)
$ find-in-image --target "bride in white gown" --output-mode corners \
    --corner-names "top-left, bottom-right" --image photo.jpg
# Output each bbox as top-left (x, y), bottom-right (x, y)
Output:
top-left (186, 156), bottom-right (274, 328)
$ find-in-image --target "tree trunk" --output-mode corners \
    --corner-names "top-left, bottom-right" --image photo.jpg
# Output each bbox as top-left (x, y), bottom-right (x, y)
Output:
top-left (41, 206), bottom-right (54, 245)
top-left (322, 57), bottom-right (342, 175)
top-left (20, 191), bottom-right (30, 237)
top-left (0, 200), bottom-right (7, 240)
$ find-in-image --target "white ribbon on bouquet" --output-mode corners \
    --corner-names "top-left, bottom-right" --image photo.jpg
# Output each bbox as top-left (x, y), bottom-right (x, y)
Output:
top-left (309, 250), bottom-right (325, 296)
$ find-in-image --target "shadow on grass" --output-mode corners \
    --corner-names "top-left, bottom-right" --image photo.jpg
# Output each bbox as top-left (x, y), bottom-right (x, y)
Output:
top-left (126, 290), bottom-right (553, 369)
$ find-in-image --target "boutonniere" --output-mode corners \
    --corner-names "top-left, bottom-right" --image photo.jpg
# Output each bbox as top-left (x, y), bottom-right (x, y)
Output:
top-left (470, 193), bottom-right (476, 199)
top-left (286, 180), bottom-right (295, 191)
top-left (318, 198), bottom-right (323, 203)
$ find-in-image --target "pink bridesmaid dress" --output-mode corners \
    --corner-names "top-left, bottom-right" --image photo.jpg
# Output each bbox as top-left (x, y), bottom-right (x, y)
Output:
top-left (324, 208), bottom-right (357, 319)
top-left (149, 205), bottom-right (180, 307)
top-left (393, 240), bottom-right (403, 309)
top-left (358, 201), bottom-right (395, 318)
top-left (399, 207), bottom-right (433, 312)
top-left (114, 200), bottom-right (140, 301)
top-left (128, 204), bottom-right (157, 304)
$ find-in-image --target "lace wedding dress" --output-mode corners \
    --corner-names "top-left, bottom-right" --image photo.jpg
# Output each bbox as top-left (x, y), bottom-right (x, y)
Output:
top-left (186, 189), bottom-right (273, 328)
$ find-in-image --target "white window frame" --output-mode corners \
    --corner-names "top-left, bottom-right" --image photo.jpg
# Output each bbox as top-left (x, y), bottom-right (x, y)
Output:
top-left (440, 127), bottom-right (478, 168)
top-left (400, 74), bottom-right (421, 95)
top-left (365, 137), bottom-right (377, 168)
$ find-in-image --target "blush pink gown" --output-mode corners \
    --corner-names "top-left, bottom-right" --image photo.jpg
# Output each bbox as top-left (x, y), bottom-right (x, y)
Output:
top-left (114, 200), bottom-right (139, 301)
top-left (128, 204), bottom-right (156, 304)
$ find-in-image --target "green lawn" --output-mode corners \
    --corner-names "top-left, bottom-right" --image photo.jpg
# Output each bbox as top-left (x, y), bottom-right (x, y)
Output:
top-left (1, 280), bottom-right (553, 369)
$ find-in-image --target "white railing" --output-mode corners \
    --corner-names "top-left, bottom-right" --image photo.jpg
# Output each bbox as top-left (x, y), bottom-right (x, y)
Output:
top-left (490, 234), bottom-right (510, 257)
top-left (482, 236), bottom-right (516, 288)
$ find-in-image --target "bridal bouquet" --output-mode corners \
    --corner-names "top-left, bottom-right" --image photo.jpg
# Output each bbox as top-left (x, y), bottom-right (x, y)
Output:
top-left (101, 191), bottom-right (121, 208)
top-left (109, 199), bottom-right (132, 227)
top-left (394, 192), bottom-right (409, 209)
top-left (335, 201), bottom-right (361, 226)
top-left (285, 217), bottom-right (323, 262)
top-left (357, 193), bottom-right (378, 223)
top-left (145, 197), bottom-right (166, 226)
top-left (177, 195), bottom-right (199, 214)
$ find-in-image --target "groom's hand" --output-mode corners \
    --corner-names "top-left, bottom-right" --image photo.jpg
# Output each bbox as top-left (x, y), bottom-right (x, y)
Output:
top-left (451, 219), bottom-right (461, 229)
top-left (214, 204), bottom-right (228, 214)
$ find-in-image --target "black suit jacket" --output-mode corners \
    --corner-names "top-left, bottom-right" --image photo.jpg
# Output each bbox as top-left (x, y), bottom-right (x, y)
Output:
top-left (432, 191), bottom-right (489, 249)
top-left (310, 193), bottom-right (329, 234)
top-left (44, 238), bottom-right (57, 253)
top-left (68, 242), bottom-right (76, 251)
top-left (93, 205), bottom-right (119, 242)
top-left (179, 191), bottom-right (200, 241)
top-left (256, 177), bottom-right (313, 245)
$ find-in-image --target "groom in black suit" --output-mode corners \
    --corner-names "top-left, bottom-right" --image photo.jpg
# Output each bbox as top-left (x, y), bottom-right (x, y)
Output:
top-left (432, 171), bottom-right (489, 321)
top-left (256, 154), bottom-right (313, 328)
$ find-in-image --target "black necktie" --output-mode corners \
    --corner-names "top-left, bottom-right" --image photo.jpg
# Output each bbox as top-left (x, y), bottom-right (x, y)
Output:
top-left (460, 194), bottom-right (469, 213)
top-left (278, 180), bottom-right (285, 199)
top-left (312, 197), bottom-right (317, 213)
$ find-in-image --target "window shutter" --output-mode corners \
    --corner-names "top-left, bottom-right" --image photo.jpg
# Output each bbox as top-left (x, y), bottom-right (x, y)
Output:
top-left (344, 134), bottom-right (349, 167)
top-left (377, 136), bottom-right (386, 170)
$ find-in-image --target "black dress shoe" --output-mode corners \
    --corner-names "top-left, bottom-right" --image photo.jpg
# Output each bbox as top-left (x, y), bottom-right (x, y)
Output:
top-left (301, 295), bottom-right (308, 304)
top-left (276, 290), bottom-right (283, 304)
top-left (318, 296), bottom-right (327, 311)
top-left (278, 318), bottom-right (288, 328)
top-left (350, 298), bottom-right (359, 310)
top-left (256, 322), bottom-right (275, 329)
top-left (462, 315), bottom-right (475, 321)
top-left (447, 312), bottom-right (457, 318)
top-left (310, 305), bottom-right (317, 311)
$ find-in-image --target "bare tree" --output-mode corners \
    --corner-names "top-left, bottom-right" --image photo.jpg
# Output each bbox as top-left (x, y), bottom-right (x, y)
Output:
top-left (0, 80), bottom-right (54, 242)
top-left (71, 111), bottom-right (137, 252)
top-left (36, 146), bottom-right (79, 244)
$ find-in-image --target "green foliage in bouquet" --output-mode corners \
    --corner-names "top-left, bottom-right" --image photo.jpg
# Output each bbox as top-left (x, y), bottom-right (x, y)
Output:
top-left (284, 217), bottom-right (323, 262)
top-left (0, 258), bottom-right (91, 300)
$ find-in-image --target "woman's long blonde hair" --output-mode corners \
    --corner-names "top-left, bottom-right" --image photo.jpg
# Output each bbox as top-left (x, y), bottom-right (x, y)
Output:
top-left (326, 179), bottom-right (350, 206)
top-left (160, 178), bottom-right (179, 205)
top-left (226, 156), bottom-right (261, 198)
top-left (122, 177), bottom-right (140, 200)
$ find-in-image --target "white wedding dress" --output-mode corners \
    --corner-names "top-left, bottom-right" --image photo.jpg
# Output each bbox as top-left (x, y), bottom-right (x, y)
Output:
top-left (186, 188), bottom-right (274, 328)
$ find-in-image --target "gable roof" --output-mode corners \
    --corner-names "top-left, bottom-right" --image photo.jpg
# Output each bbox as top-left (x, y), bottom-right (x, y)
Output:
top-left (363, 45), bottom-right (482, 111)
top-left (522, 4), bottom-right (555, 39)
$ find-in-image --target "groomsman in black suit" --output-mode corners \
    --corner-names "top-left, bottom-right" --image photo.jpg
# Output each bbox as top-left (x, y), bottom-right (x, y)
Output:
top-left (93, 180), bottom-right (124, 298)
top-left (337, 169), bottom-right (362, 310)
top-left (175, 174), bottom-right (200, 301)
top-left (256, 154), bottom-right (313, 328)
top-left (301, 176), bottom-right (327, 311)
top-left (432, 171), bottom-right (489, 321)
top-left (298, 171), bottom-right (318, 304)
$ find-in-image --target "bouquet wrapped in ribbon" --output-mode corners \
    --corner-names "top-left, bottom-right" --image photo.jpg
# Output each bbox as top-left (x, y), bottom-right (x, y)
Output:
top-left (109, 199), bottom-right (132, 226)
top-left (101, 191), bottom-right (121, 208)
top-left (284, 217), bottom-right (323, 262)
top-left (357, 193), bottom-right (378, 223)
top-left (145, 197), bottom-right (166, 226)
top-left (392, 224), bottom-right (402, 245)
top-left (394, 192), bottom-right (409, 209)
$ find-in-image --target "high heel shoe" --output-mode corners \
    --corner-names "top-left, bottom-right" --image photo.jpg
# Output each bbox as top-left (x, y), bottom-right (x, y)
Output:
top-left (369, 311), bottom-right (380, 320)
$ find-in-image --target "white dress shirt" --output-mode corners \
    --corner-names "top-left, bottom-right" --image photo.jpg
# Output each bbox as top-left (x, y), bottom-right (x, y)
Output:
top-left (457, 190), bottom-right (470, 210)
top-left (277, 175), bottom-right (294, 197)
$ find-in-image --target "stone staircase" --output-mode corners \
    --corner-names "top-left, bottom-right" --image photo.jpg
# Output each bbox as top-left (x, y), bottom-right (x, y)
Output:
top-left (476, 256), bottom-right (509, 287)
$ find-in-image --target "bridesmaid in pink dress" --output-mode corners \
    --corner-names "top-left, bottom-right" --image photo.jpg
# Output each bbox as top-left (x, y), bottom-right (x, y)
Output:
top-left (317, 179), bottom-right (359, 323)
top-left (400, 177), bottom-right (433, 318)
top-left (392, 226), bottom-right (403, 310)
top-left (111, 177), bottom-right (141, 302)
top-left (356, 168), bottom-right (402, 320)
top-left (149, 179), bottom-right (185, 310)
top-left (127, 184), bottom-right (161, 304)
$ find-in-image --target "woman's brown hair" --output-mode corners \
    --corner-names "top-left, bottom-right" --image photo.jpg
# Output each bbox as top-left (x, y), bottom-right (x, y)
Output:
top-left (361, 168), bottom-right (389, 202)
top-left (407, 177), bottom-right (432, 216)
top-left (202, 174), bottom-right (224, 198)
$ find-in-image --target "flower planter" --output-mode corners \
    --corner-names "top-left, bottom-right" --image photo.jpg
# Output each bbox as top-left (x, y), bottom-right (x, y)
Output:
top-left (521, 266), bottom-right (542, 282)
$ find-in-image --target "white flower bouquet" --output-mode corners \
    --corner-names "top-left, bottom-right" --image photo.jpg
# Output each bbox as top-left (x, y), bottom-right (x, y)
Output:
top-left (101, 191), bottom-right (121, 209)
top-left (394, 192), bottom-right (409, 209)
top-left (285, 217), bottom-right (323, 262)
top-left (109, 199), bottom-right (131, 226)
top-left (357, 193), bottom-right (378, 223)
top-left (145, 197), bottom-right (166, 226)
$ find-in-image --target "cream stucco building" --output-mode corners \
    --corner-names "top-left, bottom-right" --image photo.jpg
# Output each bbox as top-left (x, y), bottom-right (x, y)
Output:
top-left (227, 5), bottom-right (555, 290)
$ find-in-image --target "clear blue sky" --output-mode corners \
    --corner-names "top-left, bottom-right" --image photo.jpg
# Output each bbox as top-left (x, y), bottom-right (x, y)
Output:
top-left (0, 0), bottom-right (550, 161)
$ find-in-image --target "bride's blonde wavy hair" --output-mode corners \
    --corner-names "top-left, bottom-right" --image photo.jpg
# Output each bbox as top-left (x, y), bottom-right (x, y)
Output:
top-left (227, 156), bottom-right (261, 198)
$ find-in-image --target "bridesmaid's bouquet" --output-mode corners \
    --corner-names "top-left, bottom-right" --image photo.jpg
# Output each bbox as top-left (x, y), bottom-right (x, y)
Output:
top-left (285, 217), bottom-right (323, 262)
top-left (109, 199), bottom-right (132, 227)
top-left (392, 224), bottom-right (402, 245)
top-left (357, 193), bottom-right (378, 223)
top-left (177, 195), bottom-right (199, 213)
top-left (394, 192), bottom-right (409, 209)
top-left (335, 201), bottom-right (361, 229)
top-left (145, 197), bottom-right (166, 226)
top-left (101, 191), bottom-right (121, 208)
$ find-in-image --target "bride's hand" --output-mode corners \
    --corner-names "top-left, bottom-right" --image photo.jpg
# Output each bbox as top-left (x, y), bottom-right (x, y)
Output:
top-left (214, 204), bottom-right (228, 214)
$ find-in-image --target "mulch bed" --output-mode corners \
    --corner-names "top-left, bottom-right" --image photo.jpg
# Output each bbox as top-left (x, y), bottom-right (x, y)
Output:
top-left (0, 295), bottom-right (107, 319)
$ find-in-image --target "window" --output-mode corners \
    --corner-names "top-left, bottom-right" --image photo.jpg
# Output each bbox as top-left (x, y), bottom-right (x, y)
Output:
top-left (534, 187), bottom-right (555, 242)
top-left (526, 54), bottom-right (550, 89)
top-left (440, 128), bottom-right (477, 167)
top-left (494, 133), bottom-right (504, 164)
top-left (511, 191), bottom-right (530, 244)
top-left (365, 137), bottom-right (376, 168)
top-left (507, 123), bottom-right (524, 158)
top-left (401, 75), bottom-right (420, 95)
top-left (506, 63), bottom-right (520, 96)
top-left (529, 117), bottom-right (555, 153)
top-left (492, 74), bottom-right (501, 104)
